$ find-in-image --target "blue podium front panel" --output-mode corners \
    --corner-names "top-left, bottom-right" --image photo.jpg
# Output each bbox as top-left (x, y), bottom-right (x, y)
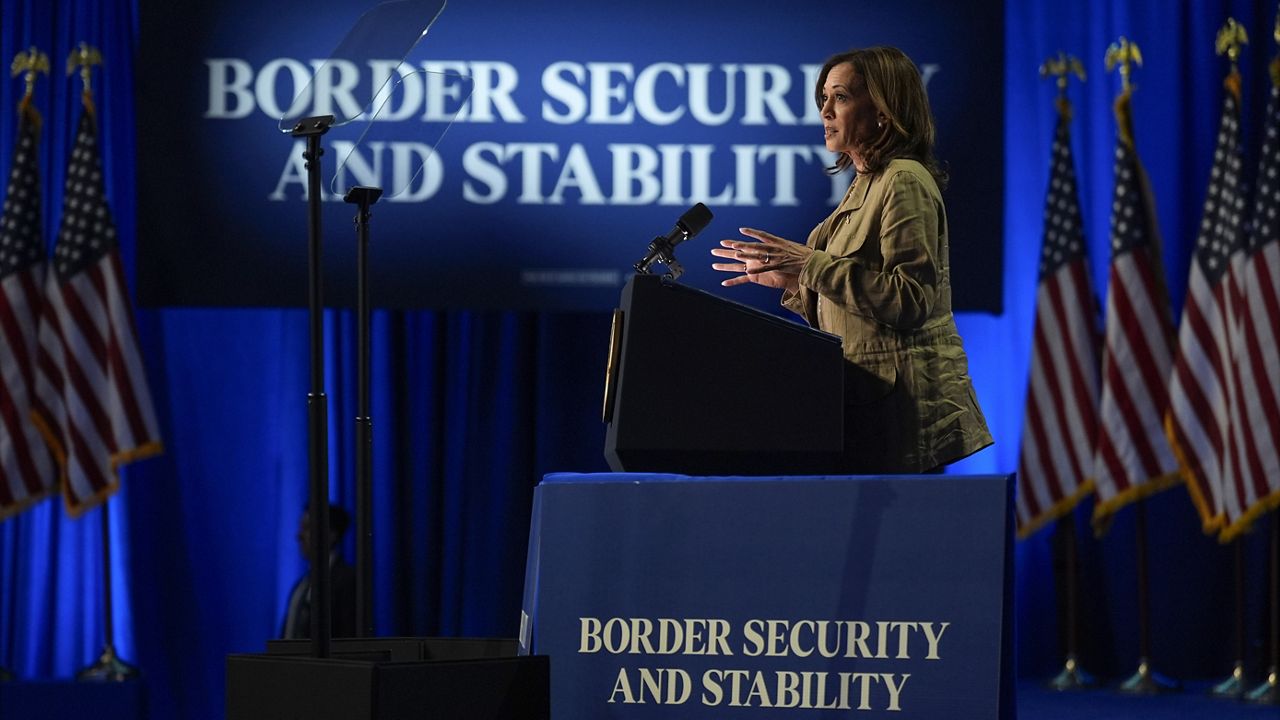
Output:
top-left (520, 473), bottom-right (1013, 719)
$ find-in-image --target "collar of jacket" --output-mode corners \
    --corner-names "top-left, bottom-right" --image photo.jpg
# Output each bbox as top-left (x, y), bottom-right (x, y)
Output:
top-left (841, 171), bottom-right (874, 212)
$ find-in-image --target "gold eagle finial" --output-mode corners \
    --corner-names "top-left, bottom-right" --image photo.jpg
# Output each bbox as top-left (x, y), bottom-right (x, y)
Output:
top-left (1040, 52), bottom-right (1086, 95)
top-left (66, 43), bottom-right (103, 96)
top-left (1216, 18), bottom-right (1248, 72)
top-left (10, 47), bottom-right (49, 101)
top-left (1105, 37), bottom-right (1143, 93)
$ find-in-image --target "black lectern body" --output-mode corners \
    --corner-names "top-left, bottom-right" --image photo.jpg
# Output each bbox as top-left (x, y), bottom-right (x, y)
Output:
top-left (604, 275), bottom-right (845, 475)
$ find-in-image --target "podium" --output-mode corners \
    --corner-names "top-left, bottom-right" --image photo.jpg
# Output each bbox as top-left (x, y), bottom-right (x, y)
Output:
top-left (520, 472), bottom-right (1016, 720)
top-left (603, 275), bottom-right (845, 475)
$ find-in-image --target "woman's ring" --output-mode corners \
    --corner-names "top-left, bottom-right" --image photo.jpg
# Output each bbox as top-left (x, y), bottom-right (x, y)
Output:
top-left (764, 253), bottom-right (771, 264)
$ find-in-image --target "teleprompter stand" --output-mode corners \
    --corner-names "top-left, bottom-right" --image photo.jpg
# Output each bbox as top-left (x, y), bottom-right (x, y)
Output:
top-left (227, 128), bottom-right (546, 720)
top-left (290, 113), bottom-right (337, 660)
top-left (226, 4), bottom-right (545, 712)
top-left (226, 153), bottom-right (546, 720)
top-left (346, 185), bottom-right (381, 638)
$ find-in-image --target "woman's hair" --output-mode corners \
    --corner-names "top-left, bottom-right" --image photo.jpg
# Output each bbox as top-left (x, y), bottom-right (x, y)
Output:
top-left (814, 46), bottom-right (947, 187)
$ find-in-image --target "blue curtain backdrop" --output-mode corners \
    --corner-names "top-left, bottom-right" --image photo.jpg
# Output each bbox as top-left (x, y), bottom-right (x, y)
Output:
top-left (1, 0), bottom-right (1277, 718)
top-left (999, 0), bottom-right (1277, 684)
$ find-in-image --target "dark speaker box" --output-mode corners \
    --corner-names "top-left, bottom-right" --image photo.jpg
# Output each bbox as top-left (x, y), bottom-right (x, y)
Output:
top-left (226, 637), bottom-right (548, 720)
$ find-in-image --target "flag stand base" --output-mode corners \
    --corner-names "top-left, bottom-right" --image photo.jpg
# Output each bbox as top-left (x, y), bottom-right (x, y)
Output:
top-left (1210, 662), bottom-right (1247, 698)
top-left (1117, 659), bottom-right (1179, 694)
top-left (1047, 654), bottom-right (1095, 690)
top-left (76, 644), bottom-right (139, 682)
top-left (1246, 669), bottom-right (1280, 704)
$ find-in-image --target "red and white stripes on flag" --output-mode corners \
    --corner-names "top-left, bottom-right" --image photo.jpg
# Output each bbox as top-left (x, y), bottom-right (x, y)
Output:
top-left (30, 97), bottom-right (160, 517)
top-left (0, 98), bottom-right (55, 520)
top-left (1016, 100), bottom-right (1101, 538)
top-left (1166, 75), bottom-right (1247, 535)
top-left (1092, 90), bottom-right (1181, 529)
top-left (1217, 69), bottom-right (1280, 540)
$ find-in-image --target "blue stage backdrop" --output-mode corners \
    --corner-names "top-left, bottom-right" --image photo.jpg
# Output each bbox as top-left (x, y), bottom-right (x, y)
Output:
top-left (5, 1), bottom-right (1280, 720)
top-left (134, 0), bottom-right (1004, 312)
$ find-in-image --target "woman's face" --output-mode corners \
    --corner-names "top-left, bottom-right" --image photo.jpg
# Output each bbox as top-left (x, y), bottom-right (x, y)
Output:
top-left (820, 63), bottom-right (881, 170)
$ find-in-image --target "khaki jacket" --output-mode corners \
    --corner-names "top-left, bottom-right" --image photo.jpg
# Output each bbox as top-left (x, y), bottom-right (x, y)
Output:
top-left (782, 158), bottom-right (992, 472)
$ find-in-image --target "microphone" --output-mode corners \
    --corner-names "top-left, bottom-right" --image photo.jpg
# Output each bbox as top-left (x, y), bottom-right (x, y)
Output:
top-left (634, 203), bottom-right (714, 277)
top-left (664, 203), bottom-right (714, 246)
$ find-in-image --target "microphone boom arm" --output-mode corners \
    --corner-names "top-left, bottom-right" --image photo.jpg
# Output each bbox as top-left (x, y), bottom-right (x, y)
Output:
top-left (634, 231), bottom-right (688, 279)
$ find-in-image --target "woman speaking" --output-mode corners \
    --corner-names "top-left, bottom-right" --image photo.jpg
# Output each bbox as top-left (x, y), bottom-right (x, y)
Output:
top-left (712, 46), bottom-right (992, 473)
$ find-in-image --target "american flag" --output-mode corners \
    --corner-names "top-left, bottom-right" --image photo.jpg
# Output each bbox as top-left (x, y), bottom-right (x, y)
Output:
top-left (30, 98), bottom-right (161, 516)
top-left (1091, 90), bottom-right (1181, 529)
top-left (1016, 101), bottom-right (1101, 538)
top-left (1218, 69), bottom-right (1280, 541)
top-left (1166, 76), bottom-right (1247, 535)
top-left (0, 98), bottom-right (55, 520)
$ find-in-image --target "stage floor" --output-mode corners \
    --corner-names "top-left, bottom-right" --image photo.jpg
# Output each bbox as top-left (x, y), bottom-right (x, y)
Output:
top-left (1018, 681), bottom-right (1280, 719)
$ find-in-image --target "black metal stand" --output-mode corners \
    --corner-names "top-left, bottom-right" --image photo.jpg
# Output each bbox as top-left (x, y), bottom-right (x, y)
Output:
top-left (291, 115), bottom-right (335, 659)
top-left (77, 502), bottom-right (139, 681)
top-left (1247, 514), bottom-right (1280, 704)
top-left (0, 666), bottom-right (11, 681)
top-left (227, 135), bottom-right (549, 720)
top-left (1117, 500), bottom-right (1178, 694)
top-left (1048, 513), bottom-right (1094, 690)
top-left (633, 233), bottom-right (685, 280)
top-left (1211, 538), bottom-right (1247, 698)
top-left (227, 645), bottom-right (550, 719)
top-left (344, 185), bottom-right (382, 639)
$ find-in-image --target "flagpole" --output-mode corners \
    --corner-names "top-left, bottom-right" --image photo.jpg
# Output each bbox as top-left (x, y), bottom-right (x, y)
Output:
top-left (1035, 53), bottom-right (1095, 692)
top-left (0, 48), bottom-right (50, 681)
top-left (76, 501), bottom-right (139, 681)
top-left (1120, 501), bottom-right (1156, 692)
top-left (54, 43), bottom-right (142, 683)
top-left (1096, 36), bottom-right (1178, 695)
top-left (1048, 513), bottom-right (1094, 689)
top-left (1205, 17), bottom-right (1250, 699)
top-left (1244, 12), bottom-right (1280, 707)
top-left (1117, 499), bottom-right (1177, 693)
top-left (1247, 514), bottom-right (1280, 703)
top-left (1211, 539), bottom-right (1247, 697)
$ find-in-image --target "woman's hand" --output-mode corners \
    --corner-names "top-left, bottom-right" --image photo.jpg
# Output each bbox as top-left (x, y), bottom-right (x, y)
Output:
top-left (710, 227), bottom-right (811, 290)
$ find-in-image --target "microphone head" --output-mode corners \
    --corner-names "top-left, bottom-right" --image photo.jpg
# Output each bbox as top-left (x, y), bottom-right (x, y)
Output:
top-left (676, 203), bottom-right (713, 239)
